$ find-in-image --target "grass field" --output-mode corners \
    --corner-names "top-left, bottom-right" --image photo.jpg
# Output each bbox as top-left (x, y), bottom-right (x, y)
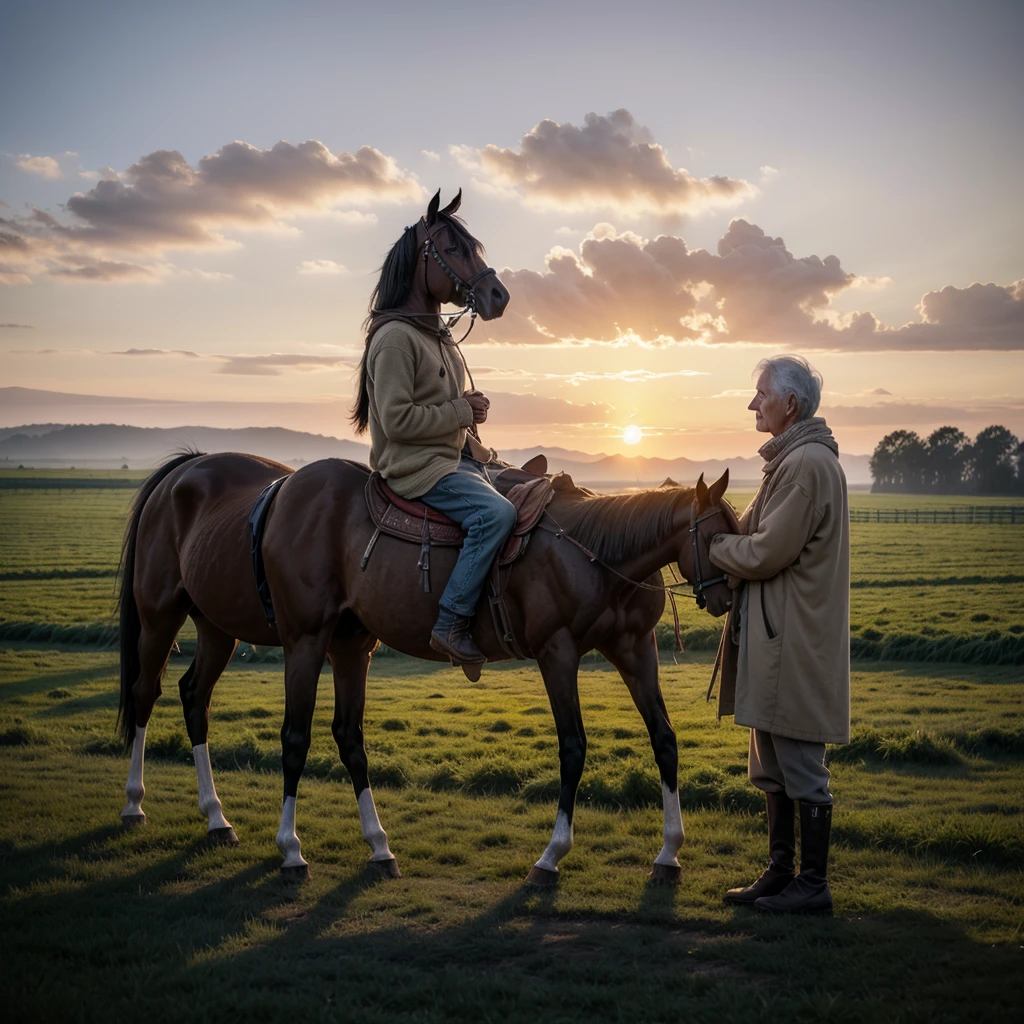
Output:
top-left (1, 481), bottom-right (1023, 657)
top-left (2, 649), bottom-right (1022, 1022)
top-left (1, 471), bottom-right (1022, 1021)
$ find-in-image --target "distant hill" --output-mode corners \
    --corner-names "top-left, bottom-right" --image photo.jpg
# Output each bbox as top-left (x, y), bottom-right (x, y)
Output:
top-left (0, 424), bottom-right (368, 468)
top-left (0, 423), bottom-right (873, 484)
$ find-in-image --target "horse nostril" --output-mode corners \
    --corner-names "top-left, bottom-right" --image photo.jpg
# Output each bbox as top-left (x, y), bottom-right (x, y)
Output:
top-left (491, 286), bottom-right (505, 306)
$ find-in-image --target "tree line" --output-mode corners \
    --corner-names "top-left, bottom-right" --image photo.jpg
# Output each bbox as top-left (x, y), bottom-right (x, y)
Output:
top-left (870, 425), bottom-right (1023, 494)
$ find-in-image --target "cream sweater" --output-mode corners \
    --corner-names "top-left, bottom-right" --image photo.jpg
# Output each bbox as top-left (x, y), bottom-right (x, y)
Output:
top-left (365, 321), bottom-right (475, 498)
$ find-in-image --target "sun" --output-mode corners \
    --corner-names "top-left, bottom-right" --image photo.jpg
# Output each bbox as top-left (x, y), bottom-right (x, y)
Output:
top-left (622, 424), bottom-right (643, 445)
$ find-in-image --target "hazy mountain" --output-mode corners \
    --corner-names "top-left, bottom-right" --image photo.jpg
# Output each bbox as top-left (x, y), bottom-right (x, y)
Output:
top-left (0, 423), bottom-right (367, 467)
top-left (0, 422), bottom-right (873, 484)
top-left (0, 386), bottom-right (871, 483)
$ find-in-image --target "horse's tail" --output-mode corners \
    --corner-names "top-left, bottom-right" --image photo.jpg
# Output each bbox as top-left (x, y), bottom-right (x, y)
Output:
top-left (117, 449), bottom-right (205, 750)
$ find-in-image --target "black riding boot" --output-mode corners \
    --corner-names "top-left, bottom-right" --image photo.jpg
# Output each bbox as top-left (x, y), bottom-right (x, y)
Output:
top-left (429, 612), bottom-right (486, 666)
top-left (723, 792), bottom-right (795, 905)
top-left (755, 802), bottom-right (833, 914)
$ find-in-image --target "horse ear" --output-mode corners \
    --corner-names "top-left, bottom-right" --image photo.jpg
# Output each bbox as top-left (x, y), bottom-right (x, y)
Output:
top-left (426, 189), bottom-right (441, 226)
top-left (709, 468), bottom-right (729, 505)
top-left (695, 472), bottom-right (708, 505)
top-left (522, 453), bottom-right (547, 476)
top-left (441, 188), bottom-right (462, 217)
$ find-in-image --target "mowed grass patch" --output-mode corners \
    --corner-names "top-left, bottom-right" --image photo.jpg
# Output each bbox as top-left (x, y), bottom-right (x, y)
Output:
top-left (1, 647), bottom-right (1022, 1021)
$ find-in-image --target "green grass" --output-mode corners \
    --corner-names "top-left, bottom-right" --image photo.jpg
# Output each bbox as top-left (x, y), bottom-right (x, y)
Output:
top-left (1, 648), bottom-right (1021, 1022)
top-left (2, 485), bottom-right (1022, 663)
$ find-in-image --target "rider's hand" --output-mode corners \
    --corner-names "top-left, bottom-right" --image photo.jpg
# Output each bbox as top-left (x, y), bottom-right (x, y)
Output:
top-left (466, 390), bottom-right (490, 424)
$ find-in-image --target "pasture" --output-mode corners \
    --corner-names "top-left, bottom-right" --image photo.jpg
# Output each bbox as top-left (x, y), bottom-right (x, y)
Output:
top-left (1, 473), bottom-right (1022, 1021)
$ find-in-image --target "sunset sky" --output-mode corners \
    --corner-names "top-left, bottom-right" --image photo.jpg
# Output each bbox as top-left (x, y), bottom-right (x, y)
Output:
top-left (2, 0), bottom-right (1022, 459)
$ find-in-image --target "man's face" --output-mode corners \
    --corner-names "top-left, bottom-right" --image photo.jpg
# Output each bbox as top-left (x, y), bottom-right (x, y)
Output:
top-left (748, 369), bottom-right (795, 435)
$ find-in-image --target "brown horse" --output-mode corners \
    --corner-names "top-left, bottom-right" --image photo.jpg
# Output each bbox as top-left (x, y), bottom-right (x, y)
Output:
top-left (117, 451), bottom-right (736, 883)
top-left (116, 193), bottom-right (737, 883)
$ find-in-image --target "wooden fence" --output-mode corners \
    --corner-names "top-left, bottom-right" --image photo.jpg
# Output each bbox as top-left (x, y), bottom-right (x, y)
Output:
top-left (849, 506), bottom-right (1024, 524)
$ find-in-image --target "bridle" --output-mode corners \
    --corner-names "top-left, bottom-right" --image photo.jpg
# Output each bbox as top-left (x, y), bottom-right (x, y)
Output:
top-left (688, 501), bottom-right (729, 610)
top-left (421, 218), bottom-right (497, 343)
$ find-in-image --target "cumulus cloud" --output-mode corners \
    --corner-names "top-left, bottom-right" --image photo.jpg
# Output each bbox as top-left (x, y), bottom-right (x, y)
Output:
top-left (457, 110), bottom-right (755, 216)
top-left (486, 224), bottom-right (703, 345)
top-left (60, 141), bottom-right (422, 249)
top-left (1, 139), bottom-right (423, 284)
top-left (298, 259), bottom-right (348, 275)
top-left (421, 150), bottom-right (440, 163)
top-left (15, 155), bottom-right (62, 179)
top-left (479, 219), bottom-right (1024, 351)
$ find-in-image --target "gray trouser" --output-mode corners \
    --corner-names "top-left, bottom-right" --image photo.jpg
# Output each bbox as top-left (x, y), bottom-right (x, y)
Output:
top-left (748, 729), bottom-right (832, 805)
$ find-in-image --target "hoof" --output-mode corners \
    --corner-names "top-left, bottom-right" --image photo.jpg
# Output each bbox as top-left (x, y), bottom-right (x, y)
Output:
top-left (121, 813), bottom-right (146, 827)
top-left (206, 826), bottom-right (239, 847)
top-left (280, 863), bottom-right (311, 882)
top-left (461, 661), bottom-right (483, 683)
top-left (648, 863), bottom-right (682, 886)
top-left (369, 857), bottom-right (401, 879)
top-left (525, 865), bottom-right (559, 888)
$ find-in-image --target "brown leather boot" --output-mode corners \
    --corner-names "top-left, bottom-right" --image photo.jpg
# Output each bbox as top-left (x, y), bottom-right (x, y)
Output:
top-left (723, 791), bottom-right (795, 905)
top-left (755, 802), bottom-right (833, 914)
top-left (429, 613), bottom-right (486, 665)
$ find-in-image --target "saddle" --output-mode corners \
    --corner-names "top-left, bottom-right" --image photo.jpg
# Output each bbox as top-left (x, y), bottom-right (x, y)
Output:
top-left (362, 466), bottom-right (554, 575)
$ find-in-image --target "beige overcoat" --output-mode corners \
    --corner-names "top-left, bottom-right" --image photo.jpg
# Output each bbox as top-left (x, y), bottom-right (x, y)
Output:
top-left (708, 420), bottom-right (851, 744)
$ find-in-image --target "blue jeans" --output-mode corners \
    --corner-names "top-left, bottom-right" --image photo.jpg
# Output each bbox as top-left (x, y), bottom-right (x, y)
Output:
top-left (417, 458), bottom-right (517, 618)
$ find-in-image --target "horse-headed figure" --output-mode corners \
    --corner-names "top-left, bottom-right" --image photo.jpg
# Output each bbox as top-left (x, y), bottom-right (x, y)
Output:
top-left (351, 188), bottom-right (513, 670)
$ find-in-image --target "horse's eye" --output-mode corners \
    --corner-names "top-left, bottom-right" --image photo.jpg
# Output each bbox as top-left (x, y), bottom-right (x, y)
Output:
top-left (444, 245), bottom-right (459, 255)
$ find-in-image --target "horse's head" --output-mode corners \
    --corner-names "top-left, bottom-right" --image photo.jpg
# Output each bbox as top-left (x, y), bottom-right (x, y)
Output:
top-left (418, 189), bottom-right (510, 320)
top-left (678, 469), bottom-right (737, 618)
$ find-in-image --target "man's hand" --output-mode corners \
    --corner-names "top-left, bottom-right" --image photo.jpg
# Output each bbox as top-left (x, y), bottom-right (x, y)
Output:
top-left (466, 390), bottom-right (490, 424)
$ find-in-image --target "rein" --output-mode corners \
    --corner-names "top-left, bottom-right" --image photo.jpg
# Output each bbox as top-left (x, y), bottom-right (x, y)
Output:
top-left (540, 502), bottom-right (731, 653)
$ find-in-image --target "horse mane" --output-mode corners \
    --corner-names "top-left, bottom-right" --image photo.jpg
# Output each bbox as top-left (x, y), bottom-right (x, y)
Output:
top-left (557, 486), bottom-right (695, 565)
top-left (350, 213), bottom-right (486, 434)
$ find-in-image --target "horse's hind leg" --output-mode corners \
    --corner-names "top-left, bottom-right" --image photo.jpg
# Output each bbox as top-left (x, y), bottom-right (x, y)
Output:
top-left (328, 630), bottom-right (399, 878)
top-left (275, 629), bottom-right (332, 879)
top-left (599, 631), bottom-right (683, 883)
top-left (529, 631), bottom-right (586, 887)
top-left (122, 599), bottom-right (190, 825)
top-left (180, 617), bottom-right (239, 844)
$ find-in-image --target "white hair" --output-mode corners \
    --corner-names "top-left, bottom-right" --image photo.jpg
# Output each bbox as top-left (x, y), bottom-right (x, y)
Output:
top-left (756, 355), bottom-right (823, 421)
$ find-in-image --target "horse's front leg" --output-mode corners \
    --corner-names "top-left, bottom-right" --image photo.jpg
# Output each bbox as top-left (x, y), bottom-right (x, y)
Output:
top-left (528, 632), bottom-right (585, 887)
top-left (275, 629), bottom-right (331, 880)
top-left (599, 629), bottom-right (683, 884)
top-left (328, 633), bottom-right (400, 878)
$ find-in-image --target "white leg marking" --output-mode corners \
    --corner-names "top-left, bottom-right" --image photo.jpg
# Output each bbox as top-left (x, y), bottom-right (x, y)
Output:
top-left (121, 725), bottom-right (147, 821)
top-left (275, 796), bottom-right (308, 869)
top-left (193, 743), bottom-right (231, 832)
top-left (654, 782), bottom-right (685, 867)
top-left (357, 787), bottom-right (394, 862)
top-left (534, 808), bottom-right (573, 872)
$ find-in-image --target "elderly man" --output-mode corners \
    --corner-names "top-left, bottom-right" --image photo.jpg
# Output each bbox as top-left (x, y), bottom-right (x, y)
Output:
top-left (709, 355), bottom-right (850, 915)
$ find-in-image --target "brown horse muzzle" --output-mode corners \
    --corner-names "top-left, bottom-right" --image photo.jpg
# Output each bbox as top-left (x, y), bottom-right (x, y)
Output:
top-left (473, 275), bottom-right (510, 320)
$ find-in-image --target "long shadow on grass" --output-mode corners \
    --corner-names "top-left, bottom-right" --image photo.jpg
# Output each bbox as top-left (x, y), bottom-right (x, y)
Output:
top-left (36, 689), bottom-right (120, 717)
top-left (0, 661), bottom-right (114, 700)
top-left (4, 816), bottom-right (1021, 1021)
